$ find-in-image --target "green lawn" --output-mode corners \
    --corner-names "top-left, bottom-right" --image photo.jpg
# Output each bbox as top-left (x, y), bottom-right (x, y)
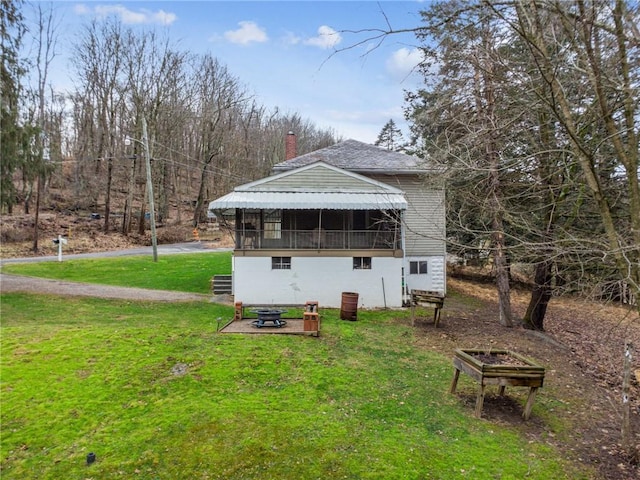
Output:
top-left (0, 293), bottom-right (590, 479)
top-left (1, 252), bottom-right (232, 294)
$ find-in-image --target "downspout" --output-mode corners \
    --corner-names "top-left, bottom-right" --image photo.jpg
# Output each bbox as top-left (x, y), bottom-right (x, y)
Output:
top-left (401, 209), bottom-right (409, 304)
top-left (382, 277), bottom-right (387, 309)
top-left (443, 190), bottom-right (447, 296)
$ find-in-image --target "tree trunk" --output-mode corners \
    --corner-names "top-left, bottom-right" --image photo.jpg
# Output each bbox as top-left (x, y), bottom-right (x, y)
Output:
top-left (523, 111), bottom-right (558, 331)
top-left (514, 0), bottom-right (640, 316)
top-left (192, 163), bottom-right (209, 228)
top-left (23, 184), bottom-right (31, 214)
top-left (481, 20), bottom-right (513, 327)
top-left (32, 175), bottom-right (42, 252)
top-left (193, 152), bottom-right (216, 227)
top-left (158, 159), bottom-right (169, 223)
top-left (138, 182), bottom-right (146, 236)
top-left (122, 155), bottom-right (136, 235)
top-left (104, 157), bottom-right (112, 232)
top-left (492, 220), bottom-right (513, 326)
top-left (523, 261), bottom-right (553, 330)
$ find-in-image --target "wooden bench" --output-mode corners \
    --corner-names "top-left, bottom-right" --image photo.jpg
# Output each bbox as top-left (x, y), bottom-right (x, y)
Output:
top-left (410, 289), bottom-right (445, 327)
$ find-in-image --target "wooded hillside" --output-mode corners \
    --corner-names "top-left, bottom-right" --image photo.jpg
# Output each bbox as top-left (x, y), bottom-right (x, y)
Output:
top-left (1, 3), bottom-right (339, 250)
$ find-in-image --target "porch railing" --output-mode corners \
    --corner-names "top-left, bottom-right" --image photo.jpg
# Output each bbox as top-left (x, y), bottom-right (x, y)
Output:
top-left (236, 229), bottom-right (400, 250)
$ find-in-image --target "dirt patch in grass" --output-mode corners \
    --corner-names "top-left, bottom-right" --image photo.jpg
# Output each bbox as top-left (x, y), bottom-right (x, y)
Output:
top-left (412, 277), bottom-right (640, 480)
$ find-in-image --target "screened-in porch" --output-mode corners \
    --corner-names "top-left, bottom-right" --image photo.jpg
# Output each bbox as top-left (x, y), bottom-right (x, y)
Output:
top-left (233, 208), bottom-right (403, 250)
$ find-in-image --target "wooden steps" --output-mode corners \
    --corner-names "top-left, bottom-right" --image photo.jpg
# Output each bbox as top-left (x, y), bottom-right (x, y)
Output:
top-left (212, 274), bottom-right (232, 295)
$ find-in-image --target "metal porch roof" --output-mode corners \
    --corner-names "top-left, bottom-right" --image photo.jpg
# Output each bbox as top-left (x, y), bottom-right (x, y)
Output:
top-left (208, 190), bottom-right (407, 211)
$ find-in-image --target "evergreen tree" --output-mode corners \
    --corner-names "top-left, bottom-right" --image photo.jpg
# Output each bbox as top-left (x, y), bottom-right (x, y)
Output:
top-left (0, 0), bottom-right (26, 213)
top-left (406, 0), bottom-right (640, 326)
top-left (374, 119), bottom-right (404, 151)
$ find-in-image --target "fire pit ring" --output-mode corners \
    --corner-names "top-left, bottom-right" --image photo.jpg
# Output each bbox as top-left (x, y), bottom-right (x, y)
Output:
top-left (250, 309), bottom-right (287, 328)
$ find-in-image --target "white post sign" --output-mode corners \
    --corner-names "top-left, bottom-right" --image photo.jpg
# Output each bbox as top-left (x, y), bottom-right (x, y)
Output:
top-left (54, 235), bottom-right (68, 261)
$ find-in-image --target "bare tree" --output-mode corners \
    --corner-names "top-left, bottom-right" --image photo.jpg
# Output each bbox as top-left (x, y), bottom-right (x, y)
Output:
top-left (70, 18), bottom-right (126, 221)
top-left (190, 54), bottom-right (250, 226)
top-left (504, 0), bottom-right (640, 313)
top-left (403, 0), bottom-right (638, 330)
top-left (38, 14), bottom-right (339, 245)
top-left (24, 2), bottom-right (59, 251)
top-left (120, 29), bottom-right (192, 235)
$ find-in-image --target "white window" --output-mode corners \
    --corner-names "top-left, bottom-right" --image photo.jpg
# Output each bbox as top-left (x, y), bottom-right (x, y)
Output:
top-left (409, 261), bottom-right (428, 274)
top-left (272, 256), bottom-right (291, 270)
top-left (353, 257), bottom-right (372, 270)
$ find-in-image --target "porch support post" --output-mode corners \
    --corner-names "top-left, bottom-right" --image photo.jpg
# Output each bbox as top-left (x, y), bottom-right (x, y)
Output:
top-left (317, 209), bottom-right (323, 249)
top-left (235, 210), bottom-right (242, 249)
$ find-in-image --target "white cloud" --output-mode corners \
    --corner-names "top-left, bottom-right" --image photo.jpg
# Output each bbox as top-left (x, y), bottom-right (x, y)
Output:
top-left (73, 4), bottom-right (90, 15)
top-left (304, 25), bottom-right (341, 49)
top-left (386, 47), bottom-right (423, 78)
top-left (224, 21), bottom-right (268, 45)
top-left (75, 4), bottom-right (177, 26)
top-left (281, 31), bottom-right (301, 46)
top-left (152, 10), bottom-right (178, 26)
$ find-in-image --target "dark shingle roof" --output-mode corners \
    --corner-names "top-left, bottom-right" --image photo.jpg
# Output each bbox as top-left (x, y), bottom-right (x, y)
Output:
top-left (272, 139), bottom-right (431, 174)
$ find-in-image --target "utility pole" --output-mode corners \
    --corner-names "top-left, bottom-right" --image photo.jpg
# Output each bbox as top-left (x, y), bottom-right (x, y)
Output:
top-left (142, 117), bottom-right (158, 262)
top-left (126, 118), bottom-right (158, 262)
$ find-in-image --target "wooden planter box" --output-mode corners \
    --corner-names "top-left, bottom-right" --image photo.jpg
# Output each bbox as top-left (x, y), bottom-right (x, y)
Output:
top-left (450, 349), bottom-right (545, 420)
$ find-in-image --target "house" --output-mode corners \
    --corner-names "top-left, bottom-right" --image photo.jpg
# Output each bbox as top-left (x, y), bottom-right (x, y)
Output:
top-left (207, 137), bottom-right (446, 308)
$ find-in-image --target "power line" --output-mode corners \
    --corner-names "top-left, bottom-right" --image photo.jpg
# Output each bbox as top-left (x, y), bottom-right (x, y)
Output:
top-left (148, 138), bottom-right (255, 183)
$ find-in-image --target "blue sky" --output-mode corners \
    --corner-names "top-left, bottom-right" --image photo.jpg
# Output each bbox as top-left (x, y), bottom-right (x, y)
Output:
top-left (25, 1), bottom-right (427, 143)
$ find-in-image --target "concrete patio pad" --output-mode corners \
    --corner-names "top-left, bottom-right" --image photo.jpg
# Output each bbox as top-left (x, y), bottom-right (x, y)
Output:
top-left (220, 318), bottom-right (319, 336)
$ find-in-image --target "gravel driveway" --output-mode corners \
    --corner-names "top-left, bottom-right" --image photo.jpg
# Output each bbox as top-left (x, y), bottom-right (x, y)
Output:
top-left (0, 243), bottom-right (232, 303)
top-left (0, 273), bottom-right (211, 302)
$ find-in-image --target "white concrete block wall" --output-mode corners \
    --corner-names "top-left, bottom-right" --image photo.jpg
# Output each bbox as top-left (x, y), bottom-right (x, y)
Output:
top-left (404, 256), bottom-right (446, 295)
top-left (233, 256), bottom-right (404, 308)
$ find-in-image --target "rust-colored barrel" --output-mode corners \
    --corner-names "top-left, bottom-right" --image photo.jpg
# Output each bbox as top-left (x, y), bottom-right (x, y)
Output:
top-left (340, 292), bottom-right (359, 321)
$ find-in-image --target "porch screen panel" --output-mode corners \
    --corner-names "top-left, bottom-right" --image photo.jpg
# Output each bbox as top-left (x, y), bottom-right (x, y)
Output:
top-left (264, 209), bottom-right (282, 239)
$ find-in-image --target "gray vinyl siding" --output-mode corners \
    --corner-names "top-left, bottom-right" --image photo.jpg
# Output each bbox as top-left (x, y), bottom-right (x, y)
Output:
top-left (259, 165), bottom-right (383, 191)
top-left (369, 174), bottom-right (446, 257)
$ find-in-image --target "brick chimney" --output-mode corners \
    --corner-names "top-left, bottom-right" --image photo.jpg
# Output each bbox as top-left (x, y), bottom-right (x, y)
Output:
top-left (285, 131), bottom-right (297, 160)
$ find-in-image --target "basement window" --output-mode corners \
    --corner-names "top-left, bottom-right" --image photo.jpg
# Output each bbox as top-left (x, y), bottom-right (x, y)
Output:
top-left (271, 256), bottom-right (291, 270)
top-left (409, 261), bottom-right (428, 275)
top-left (353, 257), bottom-right (372, 270)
